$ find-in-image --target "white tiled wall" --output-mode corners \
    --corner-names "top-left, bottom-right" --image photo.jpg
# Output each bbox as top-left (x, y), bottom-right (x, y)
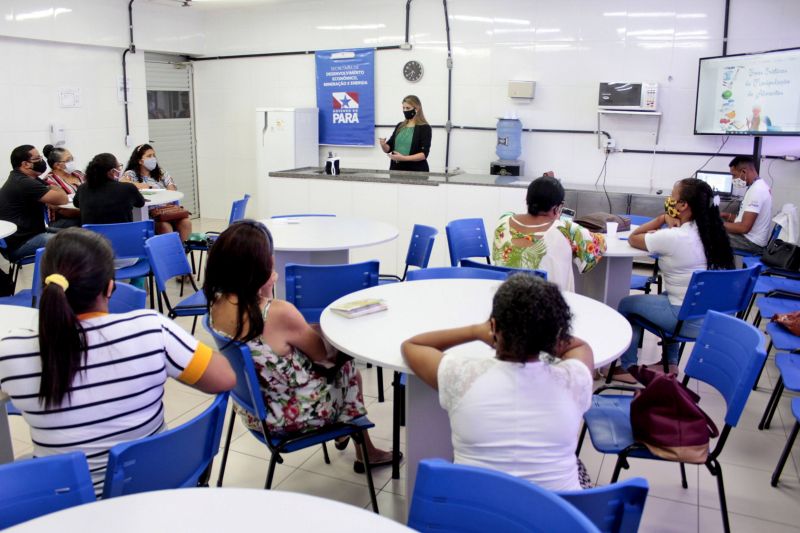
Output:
top-left (0, 0), bottom-right (204, 187)
top-left (0, 35), bottom-right (148, 177)
top-left (0, 1), bottom-right (798, 220)
top-left (193, 0), bottom-right (800, 219)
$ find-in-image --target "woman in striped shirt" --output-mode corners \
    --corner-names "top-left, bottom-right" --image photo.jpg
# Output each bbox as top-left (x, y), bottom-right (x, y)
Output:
top-left (42, 144), bottom-right (84, 228)
top-left (0, 228), bottom-right (235, 494)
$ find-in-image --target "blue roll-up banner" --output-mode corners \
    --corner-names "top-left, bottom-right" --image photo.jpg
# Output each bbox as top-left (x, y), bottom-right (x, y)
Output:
top-left (315, 48), bottom-right (375, 146)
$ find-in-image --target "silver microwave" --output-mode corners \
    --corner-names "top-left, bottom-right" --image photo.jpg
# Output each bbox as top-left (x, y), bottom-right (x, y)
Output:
top-left (598, 82), bottom-right (658, 111)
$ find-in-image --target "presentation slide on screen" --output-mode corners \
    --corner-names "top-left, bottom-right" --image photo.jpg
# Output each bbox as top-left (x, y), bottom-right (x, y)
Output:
top-left (695, 49), bottom-right (800, 135)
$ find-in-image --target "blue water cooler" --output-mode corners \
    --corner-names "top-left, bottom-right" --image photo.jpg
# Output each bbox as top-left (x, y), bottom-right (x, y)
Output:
top-left (490, 118), bottom-right (525, 176)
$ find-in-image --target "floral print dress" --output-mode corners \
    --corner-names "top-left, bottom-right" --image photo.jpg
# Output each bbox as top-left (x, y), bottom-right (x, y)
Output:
top-left (492, 212), bottom-right (606, 291)
top-left (213, 301), bottom-right (366, 435)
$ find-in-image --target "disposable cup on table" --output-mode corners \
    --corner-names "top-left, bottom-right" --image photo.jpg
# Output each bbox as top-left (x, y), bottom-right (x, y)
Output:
top-left (606, 221), bottom-right (618, 239)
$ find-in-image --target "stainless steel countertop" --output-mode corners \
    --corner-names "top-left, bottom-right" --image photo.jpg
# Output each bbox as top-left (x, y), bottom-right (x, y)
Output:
top-left (268, 167), bottom-right (666, 196)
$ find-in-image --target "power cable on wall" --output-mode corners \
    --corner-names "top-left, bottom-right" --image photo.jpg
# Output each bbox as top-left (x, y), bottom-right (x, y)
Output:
top-left (121, 0), bottom-right (135, 145)
top-left (183, 0), bottom-right (778, 178)
top-left (442, 0), bottom-right (453, 174)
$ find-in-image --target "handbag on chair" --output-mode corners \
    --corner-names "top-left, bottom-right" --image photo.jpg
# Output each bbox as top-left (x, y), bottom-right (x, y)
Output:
top-left (772, 311), bottom-right (800, 336)
top-left (151, 205), bottom-right (191, 223)
top-left (573, 213), bottom-right (631, 233)
top-left (629, 366), bottom-right (719, 464)
top-left (761, 239), bottom-right (800, 270)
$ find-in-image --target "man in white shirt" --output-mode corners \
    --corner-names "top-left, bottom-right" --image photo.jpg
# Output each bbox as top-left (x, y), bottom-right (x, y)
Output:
top-left (723, 155), bottom-right (773, 256)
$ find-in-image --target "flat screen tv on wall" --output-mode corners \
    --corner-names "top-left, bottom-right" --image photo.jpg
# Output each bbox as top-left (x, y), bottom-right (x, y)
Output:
top-left (695, 47), bottom-right (800, 136)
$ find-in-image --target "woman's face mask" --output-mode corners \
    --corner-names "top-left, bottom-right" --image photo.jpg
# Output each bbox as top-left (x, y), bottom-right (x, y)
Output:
top-left (664, 197), bottom-right (681, 218)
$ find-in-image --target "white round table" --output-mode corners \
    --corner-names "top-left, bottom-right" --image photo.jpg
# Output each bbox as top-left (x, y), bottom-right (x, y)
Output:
top-left (261, 216), bottom-right (399, 299)
top-left (0, 220), bottom-right (17, 239)
top-left (135, 189), bottom-right (185, 222)
top-left (0, 305), bottom-right (39, 465)
top-left (575, 228), bottom-right (651, 310)
top-left (320, 279), bottom-right (632, 507)
top-left (5, 488), bottom-right (412, 532)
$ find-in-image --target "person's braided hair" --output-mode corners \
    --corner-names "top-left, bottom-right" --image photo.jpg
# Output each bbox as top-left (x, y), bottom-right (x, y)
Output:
top-left (492, 274), bottom-right (573, 363)
top-left (677, 178), bottom-right (734, 270)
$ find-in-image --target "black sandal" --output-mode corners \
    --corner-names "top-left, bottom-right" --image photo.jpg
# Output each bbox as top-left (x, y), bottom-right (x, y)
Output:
top-left (353, 452), bottom-right (403, 474)
top-left (334, 437), bottom-right (350, 451)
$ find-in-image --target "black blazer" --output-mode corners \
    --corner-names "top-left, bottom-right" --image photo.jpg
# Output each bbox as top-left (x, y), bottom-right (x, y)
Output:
top-left (386, 122), bottom-right (432, 172)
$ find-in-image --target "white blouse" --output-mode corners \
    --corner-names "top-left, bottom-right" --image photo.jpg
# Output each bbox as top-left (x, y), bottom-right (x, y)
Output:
top-left (438, 354), bottom-right (593, 491)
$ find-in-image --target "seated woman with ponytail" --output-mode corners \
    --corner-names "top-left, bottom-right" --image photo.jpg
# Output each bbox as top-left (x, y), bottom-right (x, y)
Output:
top-left (0, 228), bottom-right (235, 494)
top-left (609, 178), bottom-right (735, 383)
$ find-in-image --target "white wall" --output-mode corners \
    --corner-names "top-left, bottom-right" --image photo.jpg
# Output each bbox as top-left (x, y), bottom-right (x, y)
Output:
top-left (0, 0), bottom-right (204, 183)
top-left (2, 1), bottom-right (798, 220)
top-left (193, 0), bottom-right (800, 219)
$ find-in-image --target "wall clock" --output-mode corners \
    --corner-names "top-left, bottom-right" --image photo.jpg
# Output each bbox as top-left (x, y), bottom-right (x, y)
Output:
top-left (403, 60), bottom-right (424, 82)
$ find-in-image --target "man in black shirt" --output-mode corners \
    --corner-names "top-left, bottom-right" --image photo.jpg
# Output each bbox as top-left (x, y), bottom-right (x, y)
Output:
top-left (0, 145), bottom-right (68, 261)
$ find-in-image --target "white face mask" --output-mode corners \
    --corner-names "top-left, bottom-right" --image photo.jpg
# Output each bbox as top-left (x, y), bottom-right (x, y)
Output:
top-left (64, 161), bottom-right (76, 174)
top-left (732, 177), bottom-right (747, 188)
top-left (143, 157), bottom-right (158, 171)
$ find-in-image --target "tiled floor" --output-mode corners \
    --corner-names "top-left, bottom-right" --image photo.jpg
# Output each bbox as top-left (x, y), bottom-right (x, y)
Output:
top-left (5, 218), bottom-right (800, 531)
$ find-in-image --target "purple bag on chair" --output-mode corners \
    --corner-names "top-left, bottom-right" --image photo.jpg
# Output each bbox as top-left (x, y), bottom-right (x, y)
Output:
top-left (629, 366), bottom-right (719, 464)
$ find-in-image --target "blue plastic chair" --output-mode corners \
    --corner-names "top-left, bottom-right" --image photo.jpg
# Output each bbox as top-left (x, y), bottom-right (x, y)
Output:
top-left (284, 261), bottom-right (379, 323)
top-left (380, 224), bottom-right (438, 283)
top-left (0, 451), bottom-right (96, 528)
top-left (772, 397), bottom-right (800, 486)
top-left (406, 266), bottom-right (507, 281)
top-left (108, 281), bottom-right (147, 313)
top-left (758, 352), bottom-right (800, 431)
top-left (408, 459), bottom-right (600, 533)
top-left (0, 247), bottom-right (44, 308)
top-left (606, 264), bottom-right (761, 381)
top-left (579, 311), bottom-right (766, 533)
top-left (271, 213), bottom-right (335, 218)
top-left (753, 293), bottom-right (800, 327)
top-left (743, 255), bottom-right (800, 281)
top-left (747, 292), bottom-right (800, 391)
top-left (734, 223), bottom-right (781, 260)
top-left (764, 321), bottom-right (800, 354)
top-left (616, 214), bottom-right (662, 295)
top-left (202, 316), bottom-right (379, 512)
top-left (460, 258), bottom-right (547, 280)
top-left (624, 214), bottom-right (651, 226)
top-left (84, 220), bottom-right (156, 308)
top-left (0, 238), bottom-right (37, 295)
top-left (101, 392), bottom-right (228, 498)
top-left (558, 477), bottom-right (649, 533)
top-left (744, 272), bottom-right (800, 322)
top-left (145, 233), bottom-right (207, 334)
top-left (445, 218), bottom-right (491, 266)
top-left (188, 194), bottom-right (250, 279)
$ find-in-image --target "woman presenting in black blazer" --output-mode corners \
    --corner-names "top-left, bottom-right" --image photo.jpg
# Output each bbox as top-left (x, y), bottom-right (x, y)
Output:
top-left (379, 95), bottom-right (432, 172)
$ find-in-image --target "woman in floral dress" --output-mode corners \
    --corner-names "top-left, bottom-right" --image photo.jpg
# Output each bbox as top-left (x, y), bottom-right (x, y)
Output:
top-left (204, 220), bottom-right (394, 472)
top-left (493, 175), bottom-right (605, 291)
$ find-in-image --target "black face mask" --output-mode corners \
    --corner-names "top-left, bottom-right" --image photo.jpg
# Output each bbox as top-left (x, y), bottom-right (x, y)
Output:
top-left (403, 109), bottom-right (416, 120)
top-left (31, 159), bottom-right (47, 174)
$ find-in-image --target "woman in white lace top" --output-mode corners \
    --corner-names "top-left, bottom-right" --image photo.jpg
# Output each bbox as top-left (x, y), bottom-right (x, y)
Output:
top-left (401, 274), bottom-right (594, 490)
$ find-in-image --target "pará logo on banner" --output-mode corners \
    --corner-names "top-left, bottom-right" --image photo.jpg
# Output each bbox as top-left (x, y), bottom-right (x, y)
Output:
top-left (332, 92), bottom-right (360, 123)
